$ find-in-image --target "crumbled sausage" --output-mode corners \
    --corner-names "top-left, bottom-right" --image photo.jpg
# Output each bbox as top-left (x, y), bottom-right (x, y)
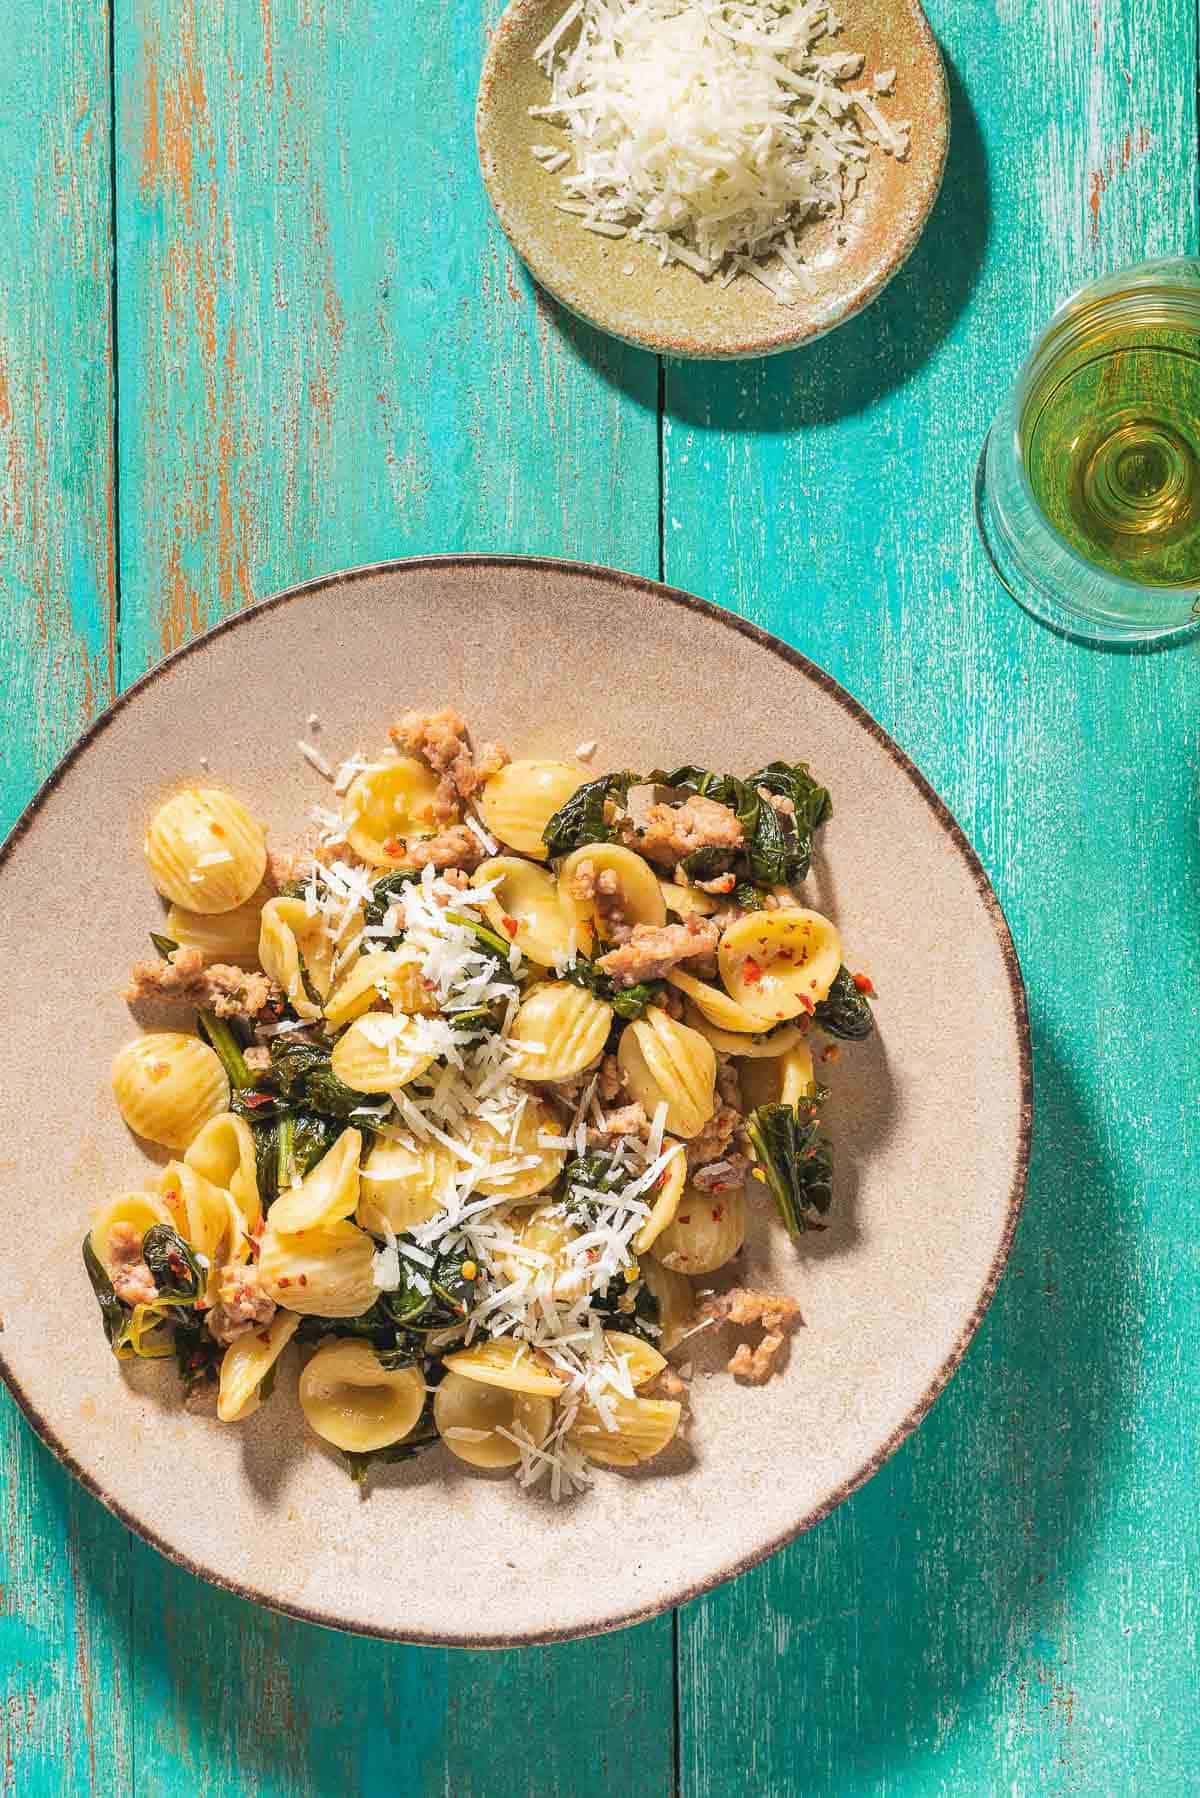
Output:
top-left (125, 947), bottom-right (279, 1022)
top-left (596, 914), bottom-right (719, 987)
top-left (404, 825), bottom-right (487, 873)
top-left (207, 1264), bottom-right (276, 1345)
top-left (570, 859), bottom-right (631, 945)
top-left (691, 1153), bottom-right (752, 1191)
top-left (699, 1286), bottom-right (802, 1383)
top-left (597, 1053), bottom-right (623, 1104)
top-left (587, 1102), bottom-right (650, 1145)
top-left (106, 1222), bottom-right (158, 1307)
top-left (389, 708), bottom-right (510, 818)
top-left (687, 1055), bottom-right (746, 1174)
top-left (626, 795), bottom-right (745, 869)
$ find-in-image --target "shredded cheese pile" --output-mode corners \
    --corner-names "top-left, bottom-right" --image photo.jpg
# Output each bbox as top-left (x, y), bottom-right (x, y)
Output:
top-left (530, 0), bottom-right (910, 301)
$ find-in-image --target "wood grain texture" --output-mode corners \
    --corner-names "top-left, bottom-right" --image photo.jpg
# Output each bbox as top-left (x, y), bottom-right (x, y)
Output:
top-left (665, 0), bottom-right (1200, 1791)
top-left (0, 4), bottom-right (132, 1795)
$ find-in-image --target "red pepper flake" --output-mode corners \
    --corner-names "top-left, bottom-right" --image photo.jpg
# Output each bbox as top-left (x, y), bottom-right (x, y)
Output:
top-left (797, 993), bottom-right (815, 1015)
top-left (711, 1206), bottom-right (724, 1221)
top-left (241, 1091), bottom-right (274, 1110)
top-left (742, 957), bottom-right (764, 986)
top-left (277, 1277), bottom-right (291, 1288)
top-left (163, 1187), bottom-right (179, 1204)
top-left (501, 914), bottom-right (519, 938)
top-left (678, 1214), bottom-right (691, 1224)
top-left (298, 1274), bottom-right (308, 1286)
top-left (383, 836), bottom-right (405, 857)
top-left (852, 972), bottom-right (875, 996)
top-left (821, 1044), bottom-right (841, 1063)
top-left (257, 1331), bottom-right (272, 1346)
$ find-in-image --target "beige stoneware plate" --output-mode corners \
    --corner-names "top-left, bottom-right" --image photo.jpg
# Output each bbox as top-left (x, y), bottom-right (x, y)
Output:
top-left (0, 558), bottom-right (1029, 1645)
top-left (476, 0), bottom-right (949, 357)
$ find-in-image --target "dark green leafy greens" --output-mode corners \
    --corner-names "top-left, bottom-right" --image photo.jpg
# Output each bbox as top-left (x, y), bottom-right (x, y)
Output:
top-left (197, 1011), bottom-right (256, 1091)
top-left (561, 955), bottom-right (663, 1020)
top-left (82, 1235), bottom-right (131, 1351)
top-left (540, 772), bottom-right (639, 858)
top-left (812, 965), bottom-right (875, 1041)
top-left (649, 760), bottom-right (831, 888)
top-left (342, 1402), bottom-right (440, 1489)
top-left (141, 1225), bottom-right (205, 1303)
top-left (747, 1097), bottom-right (834, 1240)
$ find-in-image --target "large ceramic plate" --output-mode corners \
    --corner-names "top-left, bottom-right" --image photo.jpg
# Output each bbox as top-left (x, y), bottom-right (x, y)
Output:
top-left (0, 558), bottom-right (1030, 1645)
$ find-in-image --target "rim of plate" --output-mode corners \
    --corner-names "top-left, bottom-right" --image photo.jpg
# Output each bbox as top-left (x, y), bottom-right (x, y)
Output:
top-left (0, 555), bottom-right (1032, 1645)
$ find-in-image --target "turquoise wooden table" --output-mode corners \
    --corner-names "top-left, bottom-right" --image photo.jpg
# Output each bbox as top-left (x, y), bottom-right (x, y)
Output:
top-left (1, 0), bottom-right (1197, 1791)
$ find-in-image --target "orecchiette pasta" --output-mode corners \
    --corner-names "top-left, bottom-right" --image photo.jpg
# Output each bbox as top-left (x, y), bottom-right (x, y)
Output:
top-left (299, 1340), bottom-right (426, 1451)
top-left (510, 981), bottom-right (613, 1083)
top-left (258, 1217), bottom-right (378, 1317)
top-left (617, 1008), bottom-right (717, 1138)
top-left (329, 1012), bottom-right (438, 1092)
top-left (558, 843), bottom-right (667, 949)
top-left (111, 1032), bottom-right (230, 1150)
top-left (268, 1128), bottom-right (362, 1233)
top-left (641, 1255), bottom-right (697, 1350)
top-left (567, 1392), bottom-right (682, 1466)
top-left (478, 759), bottom-right (584, 859)
top-left (259, 895), bottom-right (342, 1019)
top-left (654, 1186), bottom-right (746, 1274)
top-left (681, 1005), bottom-right (808, 1060)
top-left (217, 1311), bottom-right (300, 1424)
top-left (444, 1337), bottom-right (566, 1396)
top-left (166, 881), bottom-right (272, 967)
top-left (737, 1043), bottom-right (816, 1111)
top-left (434, 1371), bottom-right (554, 1469)
top-left (633, 1140), bottom-right (686, 1254)
top-left (322, 948), bottom-right (432, 1026)
top-left (719, 907), bottom-right (843, 1024)
top-left (144, 786), bottom-right (267, 913)
top-left (465, 1099), bottom-right (565, 1199)
top-left (601, 1330), bottom-right (667, 1389)
top-left (92, 708), bottom-right (861, 1499)
top-left (184, 1112), bottom-right (261, 1233)
top-left (342, 758), bottom-right (442, 865)
top-left (666, 968), bottom-right (768, 1035)
top-left (357, 1136), bottom-right (457, 1236)
top-left (90, 1192), bottom-right (173, 1273)
top-left (471, 857), bottom-right (574, 966)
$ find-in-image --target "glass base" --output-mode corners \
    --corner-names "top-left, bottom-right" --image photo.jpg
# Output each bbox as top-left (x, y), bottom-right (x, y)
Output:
top-left (975, 432), bottom-right (1200, 648)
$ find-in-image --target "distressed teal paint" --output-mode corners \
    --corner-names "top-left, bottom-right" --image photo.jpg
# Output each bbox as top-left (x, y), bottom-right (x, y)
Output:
top-left (2, 0), bottom-right (1199, 1791)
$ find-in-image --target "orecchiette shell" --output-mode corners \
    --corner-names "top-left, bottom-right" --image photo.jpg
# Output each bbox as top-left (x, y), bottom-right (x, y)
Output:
top-left (144, 787), bottom-right (267, 914)
top-left (719, 907), bottom-right (843, 1025)
top-left (322, 949), bottom-right (433, 1026)
top-left (493, 1204), bottom-right (586, 1299)
top-left (510, 981), bottom-right (612, 1083)
top-left (299, 1339), bottom-right (426, 1451)
top-left (737, 1043), bottom-right (816, 1111)
top-left (342, 759), bottom-right (441, 866)
top-left (567, 1392), bottom-right (681, 1467)
top-left (184, 1112), bottom-right (261, 1233)
top-left (90, 1192), bottom-right (173, 1274)
top-left (268, 1128), bottom-right (362, 1233)
top-left (617, 1009), bottom-right (716, 1139)
top-left (633, 1140), bottom-right (687, 1254)
top-left (602, 1330), bottom-right (668, 1389)
top-left (443, 1337), bottom-right (566, 1397)
top-left (330, 1013), bottom-right (438, 1093)
top-left (654, 1186), bottom-right (746, 1275)
top-left (640, 1256), bottom-right (696, 1351)
top-left (478, 760), bottom-right (584, 860)
top-left (155, 1162), bottom-right (248, 1303)
top-left (357, 1136), bottom-right (457, 1236)
top-left (166, 881), bottom-right (272, 968)
top-left (465, 1099), bottom-right (566, 1199)
top-left (434, 1370), bottom-right (553, 1469)
top-left (558, 844), bottom-right (667, 949)
top-left (111, 1032), bottom-right (230, 1151)
top-left (659, 880), bottom-right (719, 919)
top-left (471, 857), bottom-right (574, 966)
top-left (217, 1311), bottom-right (300, 1424)
top-left (666, 969), bottom-right (767, 1034)
top-left (681, 1005), bottom-right (808, 1060)
top-left (258, 1218), bottom-right (378, 1318)
top-left (259, 895), bottom-right (344, 1020)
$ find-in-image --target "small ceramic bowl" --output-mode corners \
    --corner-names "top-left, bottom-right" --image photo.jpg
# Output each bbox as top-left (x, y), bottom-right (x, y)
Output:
top-left (476, 0), bottom-right (949, 359)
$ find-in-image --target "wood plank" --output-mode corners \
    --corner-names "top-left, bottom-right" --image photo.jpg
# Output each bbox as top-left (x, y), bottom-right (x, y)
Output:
top-left (0, 2), bottom-right (131, 1794)
top-left (667, 0), bottom-right (1200, 1790)
top-left (112, 1), bottom-right (671, 1789)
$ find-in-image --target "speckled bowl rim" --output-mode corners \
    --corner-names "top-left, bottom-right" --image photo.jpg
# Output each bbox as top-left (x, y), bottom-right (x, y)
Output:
top-left (0, 555), bottom-right (1031, 1645)
top-left (476, 0), bottom-right (950, 359)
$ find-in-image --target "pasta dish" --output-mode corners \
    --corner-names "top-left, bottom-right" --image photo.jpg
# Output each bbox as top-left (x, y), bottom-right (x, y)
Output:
top-left (90, 709), bottom-right (875, 1496)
